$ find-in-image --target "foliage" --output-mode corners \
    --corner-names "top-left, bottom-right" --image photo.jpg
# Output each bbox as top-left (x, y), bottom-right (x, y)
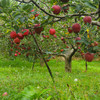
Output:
top-left (0, 0), bottom-right (99, 60)
top-left (17, 85), bottom-right (51, 100)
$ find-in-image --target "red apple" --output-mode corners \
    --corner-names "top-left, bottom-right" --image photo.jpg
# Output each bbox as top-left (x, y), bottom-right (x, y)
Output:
top-left (26, 53), bottom-right (30, 57)
top-left (33, 31), bottom-right (35, 34)
top-left (53, 34), bottom-right (57, 38)
top-left (75, 37), bottom-right (81, 44)
top-left (30, 9), bottom-right (39, 17)
top-left (60, 49), bottom-right (64, 52)
top-left (52, 56), bottom-right (55, 59)
top-left (17, 47), bottom-right (21, 50)
top-left (85, 52), bottom-right (94, 62)
top-left (75, 37), bottom-right (81, 41)
top-left (81, 53), bottom-right (84, 56)
top-left (10, 31), bottom-right (17, 39)
top-left (54, 50), bottom-right (56, 52)
top-left (63, 25), bottom-right (66, 27)
top-left (63, 41), bottom-right (66, 44)
top-left (14, 53), bottom-right (17, 56)
top-left (30, 9), bottom-right (34, 12)
top-left (78, 47), bottom-right (81, 49)
top-left (22, 43), bottom-right (24, 45)
top-left (14, 37), bottom-right (20, 44)
top-left (18, 52), bottom-right (21, 55)
top-left (94, 41), bottom-right (98, 46)
top-left (10, 44), bottom-right (13, 47)
top-left (66, 46), bottom-right (69, 48)
top-left (27, 47), bottom-right (31, 50)
top-left (49, 29), bottom-right (56, 35)
top-left (2, 92), bottom-right (8, 96)
top-left (52, 5), bottom-right (61, 15)
top-left (46, 59), bottom-right (50, 62)
top-left (34, 24), bottom-right (43, 34)
top-left (16, 51), bottom-right (18, 53)
top-left (68, 27), bottom-right (73, 33)
top-left (10, 49), bottom-right (13, 51)
top-left (81, 53), bottom-right (85, 58)
top-left (18, 33), bottom-right (24, 39)
top-left (22, 29), bottom-right (29, 36)
top-left (22, 47), bottom-right (26, 50)
top-left (35, 14), bottom-right (39, 17)
top-left (43, 35), bottom-right (46, 38)
top-left (72, 23), bottom-right (81, 33)
top-left (61, 37), bottom-right (64, 40)
top-left (83, 16), bottom-right (92, 24)
top-left (46, 35), bottom-right (49, 38)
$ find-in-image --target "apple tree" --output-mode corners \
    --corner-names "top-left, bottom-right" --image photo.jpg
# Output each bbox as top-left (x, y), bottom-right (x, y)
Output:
top-left (0, 0), bottom-right (100, 81)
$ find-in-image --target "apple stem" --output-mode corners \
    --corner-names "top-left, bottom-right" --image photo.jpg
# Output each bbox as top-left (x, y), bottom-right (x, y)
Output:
top-left (31, 30), bottom-right (55, 83)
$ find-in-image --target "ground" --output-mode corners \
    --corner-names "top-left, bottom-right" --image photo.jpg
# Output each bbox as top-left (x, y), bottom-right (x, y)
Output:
top-left (0, 56), bottom-right (100, 100)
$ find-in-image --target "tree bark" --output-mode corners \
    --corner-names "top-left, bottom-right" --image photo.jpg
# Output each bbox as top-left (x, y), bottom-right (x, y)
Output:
top-left (64, 49), bottom-right (77, 72)
top-left (65, 57), bottom-right (72, 72)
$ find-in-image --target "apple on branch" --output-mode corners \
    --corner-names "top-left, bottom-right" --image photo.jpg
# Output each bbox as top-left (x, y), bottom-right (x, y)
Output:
top-left (72, 23), bottom-right (81, 33)
top-left (52, 5), bottom-right (61, 15)
top-left (85, 52), bottom-right (94, 62)
top-left (49, 29), bottom-right (56, 35)
top-left (83, 16), bottom-right (92, 24)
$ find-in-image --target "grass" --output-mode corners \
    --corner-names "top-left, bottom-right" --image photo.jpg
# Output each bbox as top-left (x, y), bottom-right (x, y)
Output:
top-left (0, 56), bottom-right (100, 100)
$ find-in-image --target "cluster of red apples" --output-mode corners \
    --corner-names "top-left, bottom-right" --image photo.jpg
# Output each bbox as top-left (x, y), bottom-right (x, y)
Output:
top-left (68, 16), bottom-right (98, 62)
top-left (10, 29), bottom-right (31, 57)
top-left (48, 14), bottom-right (98, 62)
top-left (9, 0), bottom-right (99, 63)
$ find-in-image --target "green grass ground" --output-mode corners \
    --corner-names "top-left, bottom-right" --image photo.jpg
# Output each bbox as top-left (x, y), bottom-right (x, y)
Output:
top-left (0, 56), bottom-right (100, 100)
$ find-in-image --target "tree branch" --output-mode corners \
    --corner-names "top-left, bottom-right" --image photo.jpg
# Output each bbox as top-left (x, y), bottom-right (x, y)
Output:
top-left (92, 21), bottom-right (100, 26)
top-left (15, 0), bottom-right (99, 19)
top-left (43, 52), bottom-right (66, 59)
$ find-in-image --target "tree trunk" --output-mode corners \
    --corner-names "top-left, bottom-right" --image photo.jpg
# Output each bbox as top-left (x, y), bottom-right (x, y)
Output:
top-left (65, 57), bottom-right (72, 72)
top-left (64, 48), bottom-right (77, 72)
top-left (43, 48), bottom-right (77, 72)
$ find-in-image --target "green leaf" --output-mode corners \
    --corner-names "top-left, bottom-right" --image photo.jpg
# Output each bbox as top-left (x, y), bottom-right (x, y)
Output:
top-left (84, 2), bottom-right (97, 10)
top-left (38, 89), bottom-right (50, 99)
top-left (1, 0), bottom-right (10, 8)
top-left (19, 17), bottom-right (25, 23)
top-left (0, 7), bottom-right (3, 13)
top-left (0, 15), bottom-right (7, 20)
top-left (46, 96), bottom-right (52, 100)
top-left (22, 4), bottom-right (32, 12)
top-left (76, 4), bottom-right (82, 12)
